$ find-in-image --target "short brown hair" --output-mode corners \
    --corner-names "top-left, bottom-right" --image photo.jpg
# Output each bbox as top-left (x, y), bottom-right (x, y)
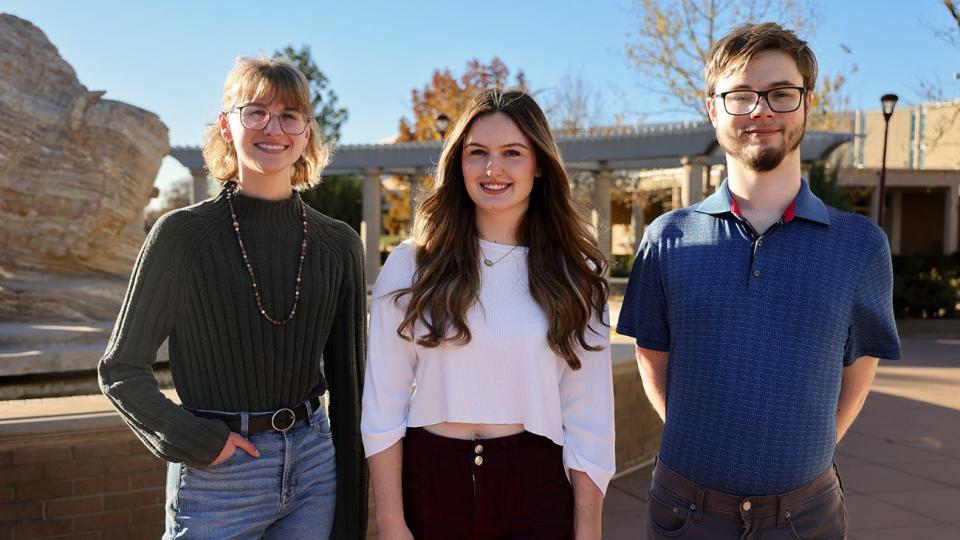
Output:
top-left (704, 22), bottom-right (818, 97)
top-left (202, 57), bottom-right (329, 190)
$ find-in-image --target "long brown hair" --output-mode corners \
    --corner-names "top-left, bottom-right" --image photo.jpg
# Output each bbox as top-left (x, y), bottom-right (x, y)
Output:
top-left (393, 88), bottom-right (608, 369)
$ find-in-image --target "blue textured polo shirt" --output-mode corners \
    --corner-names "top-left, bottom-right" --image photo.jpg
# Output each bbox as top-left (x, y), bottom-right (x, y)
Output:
top-left (617, 178), bottom-right (901, 496)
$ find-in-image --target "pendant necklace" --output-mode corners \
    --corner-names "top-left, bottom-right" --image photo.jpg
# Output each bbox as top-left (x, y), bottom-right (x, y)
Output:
top-left (479, 242), bottom-right (520, 267)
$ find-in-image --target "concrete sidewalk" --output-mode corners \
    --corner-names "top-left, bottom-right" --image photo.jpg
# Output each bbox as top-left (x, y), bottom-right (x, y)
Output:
top-left (602, 336), bottom-right (960, 538)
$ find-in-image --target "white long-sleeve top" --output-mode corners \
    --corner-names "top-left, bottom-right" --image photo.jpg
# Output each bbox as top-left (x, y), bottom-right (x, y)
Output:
top-left (361, 239), bottom-right (616, 493)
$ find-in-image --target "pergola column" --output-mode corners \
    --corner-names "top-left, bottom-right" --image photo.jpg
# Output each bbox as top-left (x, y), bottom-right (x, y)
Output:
top-left (680, 156), bottom-right (708, 207)
top-left (361, 168), bottom-right (382, 286)
top-left (890, 191), bottom-right (903, 255)
top-left (710, 164), bottom-right (726, 193)
top-left (945, 184), bottom-right (959, 255)
top-left (631, 194), bottom-right (645, 254)
top-left (592, 167), bottom-right (612, 267)
top-left (190, 171), bottom-right (209, 204)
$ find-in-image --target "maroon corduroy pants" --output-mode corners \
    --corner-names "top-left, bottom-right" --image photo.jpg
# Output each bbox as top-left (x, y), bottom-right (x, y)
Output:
top-left (402, 427), bottom-right (574, 540)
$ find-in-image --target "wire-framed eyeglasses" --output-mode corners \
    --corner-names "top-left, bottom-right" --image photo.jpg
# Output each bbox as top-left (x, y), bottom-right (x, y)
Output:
top-left (229, 105), bottom-right (309, 135)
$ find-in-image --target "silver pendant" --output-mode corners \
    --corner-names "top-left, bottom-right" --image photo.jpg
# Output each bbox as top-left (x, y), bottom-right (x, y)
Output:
top-left (483, 259), bottom-right (494, 266)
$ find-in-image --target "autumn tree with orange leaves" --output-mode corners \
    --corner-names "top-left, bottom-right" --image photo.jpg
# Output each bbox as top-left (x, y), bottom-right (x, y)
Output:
top-left (397, 58), bottom-right (528, 142)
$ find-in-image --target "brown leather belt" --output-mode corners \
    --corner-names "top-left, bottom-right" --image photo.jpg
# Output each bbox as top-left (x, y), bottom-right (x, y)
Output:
top-left (190, 395), bottom-right (324, 435)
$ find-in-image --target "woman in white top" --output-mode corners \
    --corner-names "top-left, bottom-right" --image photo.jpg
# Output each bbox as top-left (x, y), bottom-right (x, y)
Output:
top-left (362, 88), bottom-right (615, 540)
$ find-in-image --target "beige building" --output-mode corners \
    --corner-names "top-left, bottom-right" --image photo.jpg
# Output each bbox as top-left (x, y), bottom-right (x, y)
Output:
top-left (843, 99), bottom-right (960, 255)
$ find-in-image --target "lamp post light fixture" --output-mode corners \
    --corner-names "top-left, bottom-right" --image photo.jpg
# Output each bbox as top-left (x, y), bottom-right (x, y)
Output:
top-left (877, 93), bottom-right (898, 228)
top-left (435, 113), bottom-right (450, 141)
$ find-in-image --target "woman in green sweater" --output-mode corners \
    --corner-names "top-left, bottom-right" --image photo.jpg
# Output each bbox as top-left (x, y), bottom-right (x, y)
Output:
top-left (98, 57), bottom-right (367, 539)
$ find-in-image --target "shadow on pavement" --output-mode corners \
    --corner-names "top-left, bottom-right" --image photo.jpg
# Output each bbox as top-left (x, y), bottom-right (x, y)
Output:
top-left (602, 391), bottom-right (960, 539)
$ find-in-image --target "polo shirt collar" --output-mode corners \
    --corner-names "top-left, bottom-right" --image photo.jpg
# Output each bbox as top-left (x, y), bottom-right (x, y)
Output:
top-left (694, 178), bottom-right (831, 225)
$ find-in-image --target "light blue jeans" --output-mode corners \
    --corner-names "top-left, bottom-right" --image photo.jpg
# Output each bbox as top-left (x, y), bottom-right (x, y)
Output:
top-left (163, 401), bottom-right (337, 539)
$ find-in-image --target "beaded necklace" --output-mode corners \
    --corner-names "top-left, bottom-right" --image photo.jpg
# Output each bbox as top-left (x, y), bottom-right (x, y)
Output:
top-left (225, 182), bottom-right (307, 326)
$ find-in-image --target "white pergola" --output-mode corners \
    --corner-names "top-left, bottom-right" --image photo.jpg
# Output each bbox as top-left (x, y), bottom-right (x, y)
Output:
top-left (170, 122), bottom-right (853, 285)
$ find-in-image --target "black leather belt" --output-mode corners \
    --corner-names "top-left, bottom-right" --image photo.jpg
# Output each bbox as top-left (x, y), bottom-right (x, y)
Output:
top-left (190, 395), bottom-right (324, 435)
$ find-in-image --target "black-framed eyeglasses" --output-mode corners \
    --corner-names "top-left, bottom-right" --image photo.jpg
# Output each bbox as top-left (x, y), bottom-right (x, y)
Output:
top-left (228, 105), bottom-right (309, 135)
top-left (713, 86), bottom-right (806, 116)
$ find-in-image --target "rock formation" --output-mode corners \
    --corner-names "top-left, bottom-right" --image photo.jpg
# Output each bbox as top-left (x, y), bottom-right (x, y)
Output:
top-left (0, 13), bottom-right (169, 278)
top-left (0, 14), bottom-right (169, 323)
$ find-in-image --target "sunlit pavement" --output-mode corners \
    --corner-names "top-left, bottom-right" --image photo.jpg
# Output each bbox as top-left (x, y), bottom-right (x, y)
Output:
top-left (602, 333), bottom-right (960, 539)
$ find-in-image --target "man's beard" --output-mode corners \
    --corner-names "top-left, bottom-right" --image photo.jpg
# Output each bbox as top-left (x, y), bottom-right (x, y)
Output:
top-left (718, 117), bottom-right (806, 172)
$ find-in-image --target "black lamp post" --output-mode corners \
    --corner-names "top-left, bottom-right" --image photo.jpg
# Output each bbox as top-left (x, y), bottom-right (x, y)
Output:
top-left (435, 113), bottom-right (450, 141)
top-left (877, 93), bottom-right (898, 228)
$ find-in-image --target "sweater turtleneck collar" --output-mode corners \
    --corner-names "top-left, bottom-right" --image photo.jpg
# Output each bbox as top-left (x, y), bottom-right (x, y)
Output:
top-left (219, 182), bottom-right (304, 224)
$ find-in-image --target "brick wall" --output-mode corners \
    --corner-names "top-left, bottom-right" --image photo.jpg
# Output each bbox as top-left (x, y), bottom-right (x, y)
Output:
top-left (0, 429), bottom-right (166, 539)
top-left (0, 360), bottom-right (659, 539)
top-left (613, 358), bottom-right (662, 473)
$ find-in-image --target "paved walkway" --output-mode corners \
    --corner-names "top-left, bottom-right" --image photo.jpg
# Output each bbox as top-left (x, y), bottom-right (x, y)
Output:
top-left (602, 335), bottom-right (960, 538)
top-left (2, 313), bottom-right (957, 538)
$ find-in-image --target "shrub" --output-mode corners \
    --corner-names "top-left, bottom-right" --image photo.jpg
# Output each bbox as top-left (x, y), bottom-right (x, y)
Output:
top-left (892, 254), bottom-right (960, 318)
top-left (610, 254), bottom-right (634, 278)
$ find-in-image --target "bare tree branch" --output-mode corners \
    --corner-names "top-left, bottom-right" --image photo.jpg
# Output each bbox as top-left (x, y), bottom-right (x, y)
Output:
top-left (913, 0), bottom-right (960, 158)
top-left (624, 0), bottom-right (826, 120)
top-left (945, 0), bottom-right (960, 31)
top-left (542, 74), bottom-right (607, 133)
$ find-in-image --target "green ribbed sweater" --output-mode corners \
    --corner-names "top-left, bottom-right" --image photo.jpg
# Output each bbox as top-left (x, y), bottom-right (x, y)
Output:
top-left (98, 188), bottom-right (368, 539)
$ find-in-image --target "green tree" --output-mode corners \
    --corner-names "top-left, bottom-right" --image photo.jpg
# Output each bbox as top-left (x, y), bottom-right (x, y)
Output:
top-left (807, 160), bottom-right (852, 211)
top-left (301, 176), bottom-right (362, 232)
top-left (274, 45), bottom-right (360, 231)
top-left (274, 45), bottom-right (348, 145)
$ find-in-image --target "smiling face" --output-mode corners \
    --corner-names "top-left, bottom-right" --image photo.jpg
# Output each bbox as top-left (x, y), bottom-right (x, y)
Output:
top-left (707, 49), bottom-right (809, 172)
top-left (461, 112), bottom-right (540, 227)
top-left (218, 97), bottom-right (311, 182)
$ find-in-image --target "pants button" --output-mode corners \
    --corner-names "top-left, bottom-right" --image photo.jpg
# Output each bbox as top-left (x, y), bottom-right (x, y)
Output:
top-left (474, 455), bottom-right (483, 466)
top-left (742, 500), bottom-right (752, 511)
top-left (474, 444), bottom-right (483, 454)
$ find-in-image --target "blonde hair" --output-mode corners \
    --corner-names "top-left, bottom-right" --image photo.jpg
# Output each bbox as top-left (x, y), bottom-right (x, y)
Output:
top-left (202, 56), bottom-right (329, 190)
top-left (705, 22), bottom-right (818, 98)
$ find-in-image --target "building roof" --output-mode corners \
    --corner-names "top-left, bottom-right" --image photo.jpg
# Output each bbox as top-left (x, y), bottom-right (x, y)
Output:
top-left (168, 122), bottom-right (854, 176)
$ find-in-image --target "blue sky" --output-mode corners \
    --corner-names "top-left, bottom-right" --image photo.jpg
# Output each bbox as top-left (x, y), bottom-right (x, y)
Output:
top-left (4, 1), bottom-right (958, 167)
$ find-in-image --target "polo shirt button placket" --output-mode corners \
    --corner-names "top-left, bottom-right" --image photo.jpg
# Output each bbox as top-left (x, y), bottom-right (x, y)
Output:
top-left (750, 234), bottom-right (764, 283)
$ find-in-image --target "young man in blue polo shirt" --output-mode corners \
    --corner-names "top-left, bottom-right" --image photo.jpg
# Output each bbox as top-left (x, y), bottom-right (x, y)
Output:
top-left (617, 22), bottom-right (901, 539)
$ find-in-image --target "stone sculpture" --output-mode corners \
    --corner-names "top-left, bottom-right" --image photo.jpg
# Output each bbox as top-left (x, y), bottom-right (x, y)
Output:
top-left (0, 13), bottom-right (169, 322)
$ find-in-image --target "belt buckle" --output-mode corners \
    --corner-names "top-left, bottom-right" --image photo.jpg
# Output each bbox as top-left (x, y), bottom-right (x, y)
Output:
top-left (270, 408), bottom-right (296, 432)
